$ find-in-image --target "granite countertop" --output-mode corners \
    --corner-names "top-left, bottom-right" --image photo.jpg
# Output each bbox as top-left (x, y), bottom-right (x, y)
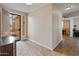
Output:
top-left (0, 36), bottom-right (16, 46)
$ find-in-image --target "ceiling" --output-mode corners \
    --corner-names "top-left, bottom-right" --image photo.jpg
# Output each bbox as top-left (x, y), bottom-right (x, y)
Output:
top-left (1, 3), bottom-right (79, 16)
top-left (53, 3), bottom-right (79, 16)
top-left (0, 3), bottom-right (48, 13)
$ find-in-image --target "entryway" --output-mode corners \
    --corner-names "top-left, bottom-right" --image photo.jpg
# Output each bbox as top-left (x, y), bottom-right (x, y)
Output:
top-left (9, 14), bottom-right (21, 40)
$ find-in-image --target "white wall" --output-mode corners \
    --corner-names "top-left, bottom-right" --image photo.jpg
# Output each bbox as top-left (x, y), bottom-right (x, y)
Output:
top-left (28, 4), bottom-right (53, 49)
top-left (52, 6), bottom-right (62, 49)
top-left (73, 17), bottom-right (79, 30)
top-left (28, 4), bottom-right (62, 50)
top-left (70, 18), bottom-right (73, 37)
top-left (52, 6), bottom-right (63, 49)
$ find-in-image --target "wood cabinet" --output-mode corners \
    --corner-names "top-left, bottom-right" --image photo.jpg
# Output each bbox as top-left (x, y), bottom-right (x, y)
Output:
top-left (0, 8), bottom-right (9, 37)
top-left (0, 43), bottom-right (16, 56)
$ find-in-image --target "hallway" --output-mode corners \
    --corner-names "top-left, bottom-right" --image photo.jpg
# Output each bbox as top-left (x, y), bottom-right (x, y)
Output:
top-left (54, 37), bottom-right (79, 56)
top-left (0, 3), bottom-right (79, 56)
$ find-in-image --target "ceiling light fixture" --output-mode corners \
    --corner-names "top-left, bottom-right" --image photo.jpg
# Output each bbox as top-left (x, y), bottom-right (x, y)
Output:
top-left (26, 3), bottom-right (32, 6)
top-left (66, 6), bottom-right (71, 10)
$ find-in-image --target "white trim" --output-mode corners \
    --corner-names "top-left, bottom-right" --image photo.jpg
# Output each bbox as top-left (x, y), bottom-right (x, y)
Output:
top-left (29, 39), bottom-right (53, 50)
top-left (52, 39), bottom-right (62, 50)
top-left (29, 39), bottom-right (62, 51)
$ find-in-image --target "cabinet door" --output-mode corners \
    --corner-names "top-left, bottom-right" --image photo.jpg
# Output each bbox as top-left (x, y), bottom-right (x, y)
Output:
top-left (0, 43), bottom-right (16, 56)
top-left (1, 8), bottom-right (9, 37)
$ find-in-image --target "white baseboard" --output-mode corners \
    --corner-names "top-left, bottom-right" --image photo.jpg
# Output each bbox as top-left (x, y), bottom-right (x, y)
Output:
top-left (29, 39), bottom-right (53, 50)
top-left (29, 39), bottom-right (62, 51)
top-left (52, 39), bottom-right (62, 50)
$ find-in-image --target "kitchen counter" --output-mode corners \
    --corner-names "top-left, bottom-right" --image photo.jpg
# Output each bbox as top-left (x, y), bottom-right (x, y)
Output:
top-left (0, 36), bottom-right (16, 46)
top-left (0, 36), bottom-right (16, 56)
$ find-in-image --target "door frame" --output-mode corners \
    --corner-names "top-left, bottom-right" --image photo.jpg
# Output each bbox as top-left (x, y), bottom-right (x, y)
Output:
top-left (63, 18), bottom-right (73, 37)
top-left (63, 20), bottom-right (70, 35)
top-left (10, 13), bottom-right (21, 41)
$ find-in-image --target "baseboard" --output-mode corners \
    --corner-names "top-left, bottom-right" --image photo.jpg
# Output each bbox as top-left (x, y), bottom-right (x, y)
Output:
top-left (29, 39), bottom-right (53, 50)
top-left (29, 39), bottom-right (62, 51)
top-left (52, 39), bottom-right (62, 50)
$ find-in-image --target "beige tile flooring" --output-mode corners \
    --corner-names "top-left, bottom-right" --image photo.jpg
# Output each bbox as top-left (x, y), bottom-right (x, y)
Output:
top-left (16, 40), bottom-right (65, 56)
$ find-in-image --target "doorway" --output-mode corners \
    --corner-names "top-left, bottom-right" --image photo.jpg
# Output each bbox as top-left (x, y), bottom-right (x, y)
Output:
top-left (9, 13), bottom-right (21, 40)
top-left (63, 20), bottom-right (70, 37)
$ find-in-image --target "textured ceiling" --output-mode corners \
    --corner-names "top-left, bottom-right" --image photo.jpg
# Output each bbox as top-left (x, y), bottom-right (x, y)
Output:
top-left (53, 3), bottom-right (79, 16)
top-left (0, 3), bottom-right (48, 13)
top-left (1, 3), bottom-right (79, 16)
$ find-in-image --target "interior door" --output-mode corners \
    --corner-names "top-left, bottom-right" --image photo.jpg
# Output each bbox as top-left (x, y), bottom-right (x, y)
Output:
top-left (63, 20), bottom-right (70, 36)
top-left (11, 14), bottom-right (21, 40)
